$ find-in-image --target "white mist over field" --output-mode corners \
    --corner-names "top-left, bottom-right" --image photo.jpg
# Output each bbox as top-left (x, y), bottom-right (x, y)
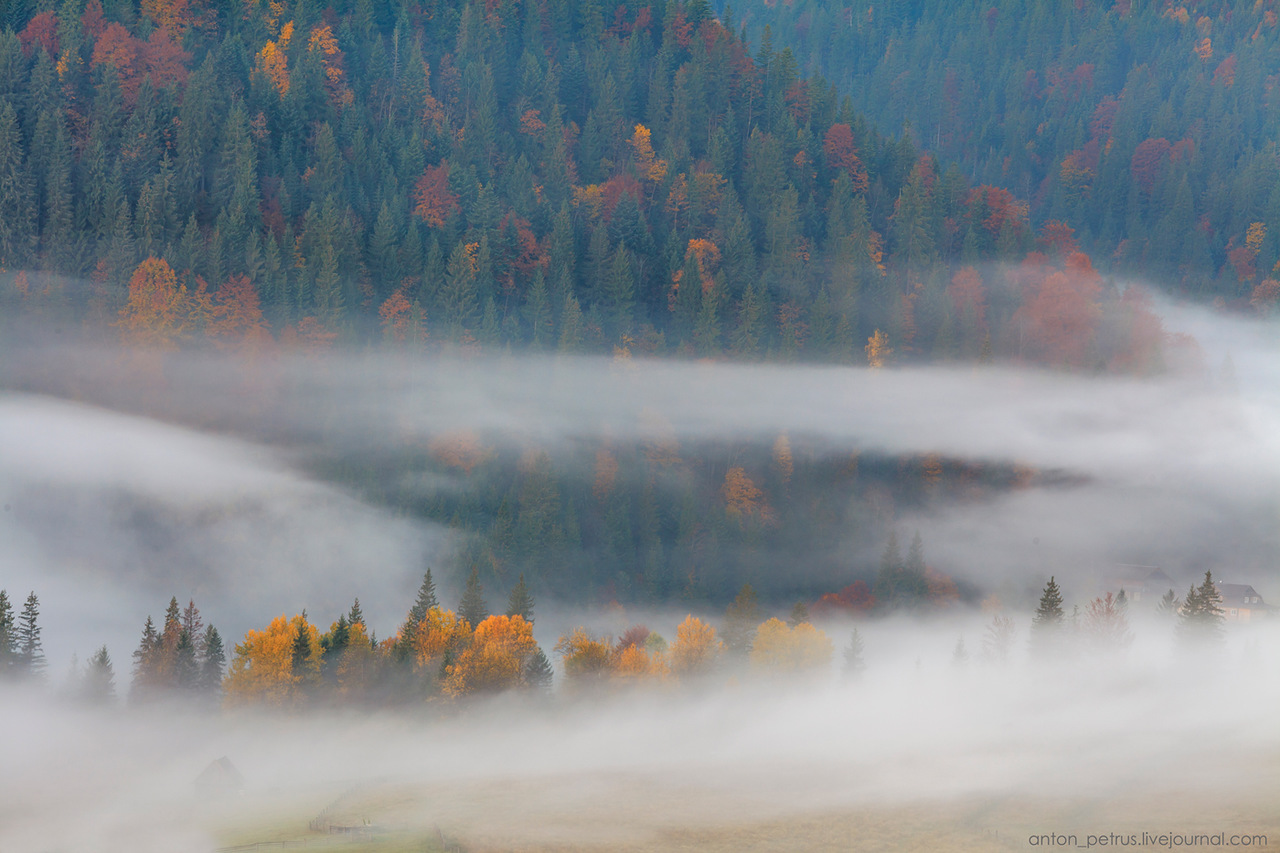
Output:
top-left (1, 297), bottom-right (1278, 849)
top-left (1, 620), bottom-right (1277, 852)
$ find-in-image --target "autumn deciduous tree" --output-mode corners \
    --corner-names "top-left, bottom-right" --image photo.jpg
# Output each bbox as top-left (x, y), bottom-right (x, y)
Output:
top-left (749, 618), bottom-right (834, 675)
top-left (629, 124), bottom-right (668, 184)
top-left (555, 628), bottom-right (615, 687)
top-left (117, 257), bottom-right (192, 350)
top-left (223, 614), bottom-right (319, 708)
top-left (822, 123), bottom-right (868, 193)
top-left (413, 163), bottom-right (459, 227)
top-left (668, 616), bottom-right (723, 679)
top-left (1013, 251), bottom-right (1102, 368)
top-left (1084, 592), bottom-right (1132, 653)
top-left (443, 614), bottom-right (537, 696)
top-left (256, 21), bottom-right (293, 95)
top-left (429, 430), bottom-right (488, 474)
top-left (865, 329), bottom-right (892, 367)
top-left (407, 607), bottom-right (470, 670)
top-left (722, 467), bottom-right (770, 523)
top-left (208, 275), bottom-right (270, 352)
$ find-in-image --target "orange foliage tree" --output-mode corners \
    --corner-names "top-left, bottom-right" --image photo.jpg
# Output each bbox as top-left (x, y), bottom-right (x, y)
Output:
top-left (1012, 251), bottom-right (1103, 369)
top-left (822, 123), bottom-right (869, 193)
top-left (722, 467), bottom-right (770, 523)
top-left (412, 163), bottom-right (459, 227)
top-left (255, 22), bottom-right (293, 95)
top-left (668, 616), bottom-right (723, 679)
top-left (223, 614), bottom-right (320, 707)
top-left (406, 607), bottom-right (471, 669)
top-left (208, 275), bottom-right (270, 352)
top-left (429, 429), bottom-right (488, 474)
top-left (443, 614), bottom-right (536, 696)
top-left (749, 618), bottom-right (834, 674)
top-left (555, 628), bottom-right (615, 687)
top-left (117, 257), bottom-right (193, 350)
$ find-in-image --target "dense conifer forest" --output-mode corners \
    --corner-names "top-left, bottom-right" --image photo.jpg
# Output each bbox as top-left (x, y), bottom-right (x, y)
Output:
top-left (732, 0), bottom-right (1280, 302)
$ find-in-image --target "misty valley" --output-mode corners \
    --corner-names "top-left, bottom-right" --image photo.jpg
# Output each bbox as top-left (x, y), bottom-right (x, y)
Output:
top-left (2, 0), bottom-right (1280, 848)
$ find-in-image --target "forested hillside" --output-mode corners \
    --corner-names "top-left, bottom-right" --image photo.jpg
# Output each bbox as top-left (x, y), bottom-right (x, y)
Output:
top-left (731, 0), bottom-right (1280, 303)
top-left (1, 0), bottom-right (1173, 367)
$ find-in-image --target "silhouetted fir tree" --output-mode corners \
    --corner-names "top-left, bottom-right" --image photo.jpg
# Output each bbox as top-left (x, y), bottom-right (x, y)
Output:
top-left (506, 573), bottom-right (535, 623)
top-left (83, 646), bottom-right (116, 704)
top-left (175, 629), bottom-right (198, 690)
top-left (523, 645), bottom-right (553, 691)
top-left (16, 592), bottom-right (44, 680)
top-left (0, 590), bottom-right (14, 678)
top-left (788, 601), bottom-right (809, 627)
top-left (321, 615), bottom-right (350, 682)
top-left (1157, 589), bottom-right (1180, 618)
top-left (348, 599), bottom-right (365, 628)
top-left (397, 569), bottom-right (439, 660)
top-left (1030, 576), bottom-right (1065, 656)
top-left (722, 583), bottom-right (762, 657)
top-left (843, 628), bottom-right (866, 679)
top-left (1177, 571), bottom-right (1225, 646)
top-left (200, 625), bottom-right (226, 695)
top-left (951, 637), bottom-right (969, 668)
top-left (131, 615), bottom-right (160, 697)
top-left (459, 566), bottom-right (488, 628)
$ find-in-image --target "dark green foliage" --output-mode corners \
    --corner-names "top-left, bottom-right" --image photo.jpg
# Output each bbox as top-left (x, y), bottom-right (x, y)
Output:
top-left (506, 573), bottom-right (534, 623)
top-left (722, 583), bottom-right (762, 657)
top-left (843, 628), bottom-right (865, 679)
top-left (83, 645), bottom-right (116, 704)
top-left (1030, 576), bottom-right (1065, 657)
top-left (0, 589), bottom-right (14, 678)
top-left (459, 566), bottom-right (488, 628)
top-left (873, 531), bottom-right (929, 610)
top-left (787, 601), bottom-right (809, 628)
top-left (16, 591), bottom-right (44, 679)
top-left (1177, 571), bottom-right (1225, 647)
top-left (201, 625), bottom-right (226, 695)
top-left (523, 645), bottom-right (553, 691)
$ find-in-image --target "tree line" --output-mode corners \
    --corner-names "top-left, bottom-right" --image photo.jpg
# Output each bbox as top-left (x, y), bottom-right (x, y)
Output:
top-left (3, 565), bottom-right (1240, 710)
top-left (733, 0), bottom-right (1280, 307)
top-left (0, 0), bottom-right (1183, 373)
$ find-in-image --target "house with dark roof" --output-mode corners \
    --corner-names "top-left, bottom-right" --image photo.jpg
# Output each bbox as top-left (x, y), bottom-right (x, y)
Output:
top-left (1214, 583), bottom-right (1274, 623)
top-left (1099, 564), bottom-right (1176, 605)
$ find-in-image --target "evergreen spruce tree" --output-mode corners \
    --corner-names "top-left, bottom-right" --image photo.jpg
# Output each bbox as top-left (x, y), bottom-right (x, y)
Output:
top-left (787, 601), bottom-right (809, 627)
top-left (951, 637), bottom-right (969, 668)
top-left (348, 598), bottom-right (365, 628)
top-left (1177, 571), bottom-right (1225, 646)
top-left (843, 628), bottom-right (866, 679)
top-left (397, 569), bottom-right (439, 661)
top-left (1156, 589), bottom-right (1180, 618)
top-left (872, 530), bottom-right (904, 609)
top-left (459, 566), bottom-right (488, 628)
top-left (1030, 576), bottom-right (1065, 656)
top-left (506, 573), bottom-right (535, 623)
top-left (200, 625), bottom-right (226, 696)
top-left (16, 592), bottom-right (44, 680)
top-left (722, 583), bottom-right (762, 658)
top-left (523, 645), bottom-right (553, 691)
top-left (0, 589), bottom-right (14, 678)
top-left (83, 645), bottom-right (116, 704)
top-left (131, 616), bottom-right (160, 700)
top-left (175, 629), bottom-right (198, 690)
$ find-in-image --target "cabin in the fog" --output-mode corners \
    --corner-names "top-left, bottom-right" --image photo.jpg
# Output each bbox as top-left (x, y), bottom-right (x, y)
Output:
top-left (195, 757), bottom-right (245, 797)
top-left (1099, 565), bottom-right (1175, 604)
top-left (1214, 584), bottom-right (1273, 623)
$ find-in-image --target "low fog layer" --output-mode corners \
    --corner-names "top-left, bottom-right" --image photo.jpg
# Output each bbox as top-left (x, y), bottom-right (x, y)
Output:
top-left (3, 298), bottom-right (1279, 666)
top-left (1, 618), bottom-right (1276, 852)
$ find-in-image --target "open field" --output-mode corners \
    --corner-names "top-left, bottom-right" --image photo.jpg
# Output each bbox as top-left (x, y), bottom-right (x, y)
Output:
top-left (209, 765), bottom-right (1280, 853)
